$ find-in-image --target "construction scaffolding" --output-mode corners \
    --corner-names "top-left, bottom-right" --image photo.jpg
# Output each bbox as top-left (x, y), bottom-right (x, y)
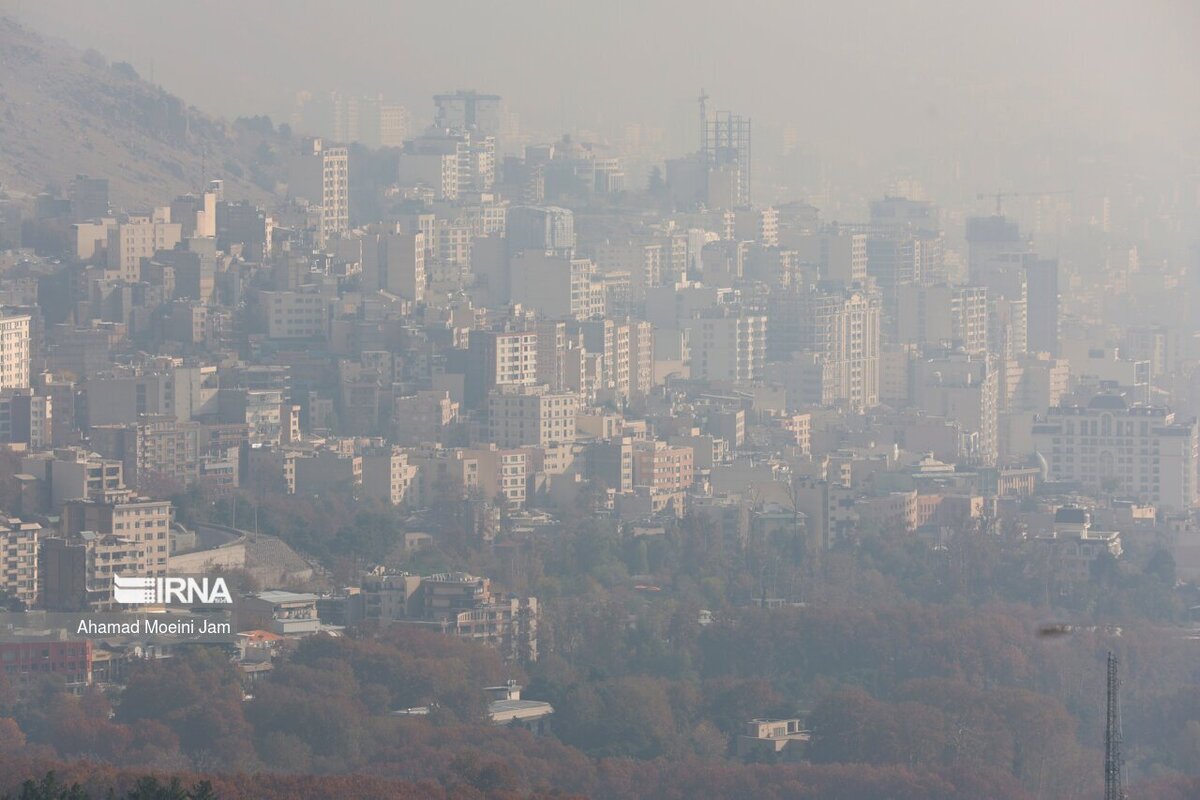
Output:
top-left (699, 91), bottom-right (752, 207)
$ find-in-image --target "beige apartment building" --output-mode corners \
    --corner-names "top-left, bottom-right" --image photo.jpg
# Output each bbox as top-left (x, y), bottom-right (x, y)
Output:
top-left (61, 495), bottom-right (173, 576)
top-left (360, 569), bottom-right (539, 661)
top-left (508, 252), bottom-right (593, 320)
top-left (632, 440), bottom-right (695, 493)
top-left (288, 139), bottom-right (349, 246)
top-left (393, 390), bottom-right (459, 445)
top-left (0, 313), bottom-right (30, 392)
top-left (466, 329), bottom-right (539, 407)
top-left (107, 209), bottom-right (182, 283)
top-left (361, 447), bottom-right (418, 506)
top-left (0, 515), bottom-right (39, 607)
top-left (261, 290), bottom-right (329, 340)
top-left (690, 311), bottom-right (767, 383)
top-left (40, 533), bottom-right (147, 611)
top-left (895, 284), bottom-right (988, 354)
top-left (487, 386), bottom-right (578, 449)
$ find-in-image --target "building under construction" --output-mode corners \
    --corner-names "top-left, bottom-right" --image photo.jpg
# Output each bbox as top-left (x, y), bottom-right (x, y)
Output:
top-left (700, 92), bottom-right (752, 207)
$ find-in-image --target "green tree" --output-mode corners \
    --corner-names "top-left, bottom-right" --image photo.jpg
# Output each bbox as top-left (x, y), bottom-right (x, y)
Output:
top-left (1146, 549), bottom-right (1177, 585)
top-left (4, 773), bottom-right (89, 800)
top-left (123, 777), bottom-right (188, 800)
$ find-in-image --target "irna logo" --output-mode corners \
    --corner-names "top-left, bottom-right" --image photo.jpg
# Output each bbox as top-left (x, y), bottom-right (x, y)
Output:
top-left (113, 574), bottom-right (233, 606)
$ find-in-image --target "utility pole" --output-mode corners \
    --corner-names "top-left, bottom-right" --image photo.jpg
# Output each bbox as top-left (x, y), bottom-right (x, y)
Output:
top-left (1104, 651), bottom-right (1126, 800)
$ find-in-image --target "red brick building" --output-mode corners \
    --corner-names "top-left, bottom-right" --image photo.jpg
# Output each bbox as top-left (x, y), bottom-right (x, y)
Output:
top-left (0, 639), bottom-right (93, 693)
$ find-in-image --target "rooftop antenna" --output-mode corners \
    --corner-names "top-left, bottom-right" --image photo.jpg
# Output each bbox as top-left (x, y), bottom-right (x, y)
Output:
top-left (1104, 651), bottom-right (1126, 800)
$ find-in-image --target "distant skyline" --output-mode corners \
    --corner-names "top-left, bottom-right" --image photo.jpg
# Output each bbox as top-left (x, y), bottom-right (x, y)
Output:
top-left (12, 0), bottom-right (1200, 162)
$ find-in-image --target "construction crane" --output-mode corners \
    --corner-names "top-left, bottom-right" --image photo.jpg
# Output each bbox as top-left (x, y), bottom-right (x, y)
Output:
top-left (977, 189), bottom-right (1071, 216)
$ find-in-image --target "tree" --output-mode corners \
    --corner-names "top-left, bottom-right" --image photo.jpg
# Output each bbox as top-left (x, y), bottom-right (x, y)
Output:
top-left (4, 773), bottom-right (88, 800)
top-left (123, 777), bottom-right (188, 800)
top-left (0, 590), bottom-right (24, 612)
top-left (0, 670), bottom-right (15, 717)
top-left (186, 782), bottom-right (216, 800)
top-left (1146, 549), bottom-right (1177, 585)
top-left (0, 718), bottom-right (24, 754)
top-left (1090, 550), bottom-right (1121, 585)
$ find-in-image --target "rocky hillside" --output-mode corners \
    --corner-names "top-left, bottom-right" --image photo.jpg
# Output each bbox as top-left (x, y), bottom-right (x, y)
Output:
top-left (0, 17), bottom-right (287, 210)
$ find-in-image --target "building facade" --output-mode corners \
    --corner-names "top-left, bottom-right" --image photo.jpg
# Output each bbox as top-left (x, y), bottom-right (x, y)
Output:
top-left (1032, 394), bottom-right (1198, 509)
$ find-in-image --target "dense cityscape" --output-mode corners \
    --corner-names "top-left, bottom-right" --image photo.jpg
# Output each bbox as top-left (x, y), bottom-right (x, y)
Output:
top-left (0, 6), bottom-right (1199, 800)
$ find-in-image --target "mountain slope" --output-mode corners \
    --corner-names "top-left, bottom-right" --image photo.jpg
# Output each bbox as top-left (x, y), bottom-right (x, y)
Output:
top-left (0, 17), bottom-right (284, 210)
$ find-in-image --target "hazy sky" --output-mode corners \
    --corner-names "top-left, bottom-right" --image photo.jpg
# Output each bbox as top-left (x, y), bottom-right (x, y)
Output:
top-left (13, 0), bottom-right (1200, 159)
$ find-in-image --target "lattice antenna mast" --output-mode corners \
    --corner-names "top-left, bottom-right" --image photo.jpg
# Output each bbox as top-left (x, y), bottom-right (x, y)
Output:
top-left (1104, 651), bottom-right (1126, 800)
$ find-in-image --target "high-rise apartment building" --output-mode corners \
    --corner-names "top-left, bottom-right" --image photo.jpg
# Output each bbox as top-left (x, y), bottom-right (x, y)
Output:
top-left (593, 239), bottom-right (664, 298)
top-left (466, 329), bottom-right (539, 408)
top-left (361, 447), bottom-right (418, 507)
top-left (690, 310), bottom-right (767, 383)
top-left (628, 320), bottom-right (654, 399)
top-left (216, 200), bottom-right (271, 262)
top-left (1124, 324), bottom-right (1176, 379)
top-left (20, 447), bottom-right (124, 511)
top-left (361, 231), bottom-right (426, 302)
top-left (398, 131), bottom-right (495, 199)
top-left (786, 229), bottom-right (867, 286)
top-left (0, 313), bottom-right (30, 391)
top-left (1025, 258), bottom-right (1060, 356)
top-left (89, 416), bottom-right (202, 492)
top-left (869, 196), bottom-right (945, 283)
top-left (770, 288), bottom-right (881, 411)
top-left (914, 352), bottom-right (999, 466)
top-left (895, 284), bottom-right (988, 354)
top-left (534, 321), bottom-right (568, 392)
top-left (378, 104), bottom-right (411, 148)
top-left (566, 317), bottom-right (652, 402)
top-left (393, 390), bottom-right (459, 446)
top-left (0, 389), bottom-right (51, 448)
top-left (508, 252), bottom-right (592, 320)
top-left (1015, 353), bottom-right (1071, 411)
top-left (487, 385), bottom-right (578, 448)
top-left (632, 440), bottom-right (695, 493)
top-left (288, 139), bottom-right (349, 246)
top-left (107, 210), bottom-right (182, 283)
top-left (507, 205), bottom-right (575, 254)
top-left (967, 215), bottom-right (1034, 357)
top-left (0, 515), bottom-right (39, 607)
top-left (261, 290), bottom-right (329, 340)
top-left (866, 234), bottom-right (922, 330)
top-left (869, 196), bottom-right (939, 232)
top-left (169, 190), bottom-right (218, 239)
top-left (62, 495), bottom-right (174, 576)
top-left (731, 207), bottom-right (779, 247)
top-left (434, 91), bottom-right (503, 135)
top-left (84, 361), bottom-right (219, 426)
